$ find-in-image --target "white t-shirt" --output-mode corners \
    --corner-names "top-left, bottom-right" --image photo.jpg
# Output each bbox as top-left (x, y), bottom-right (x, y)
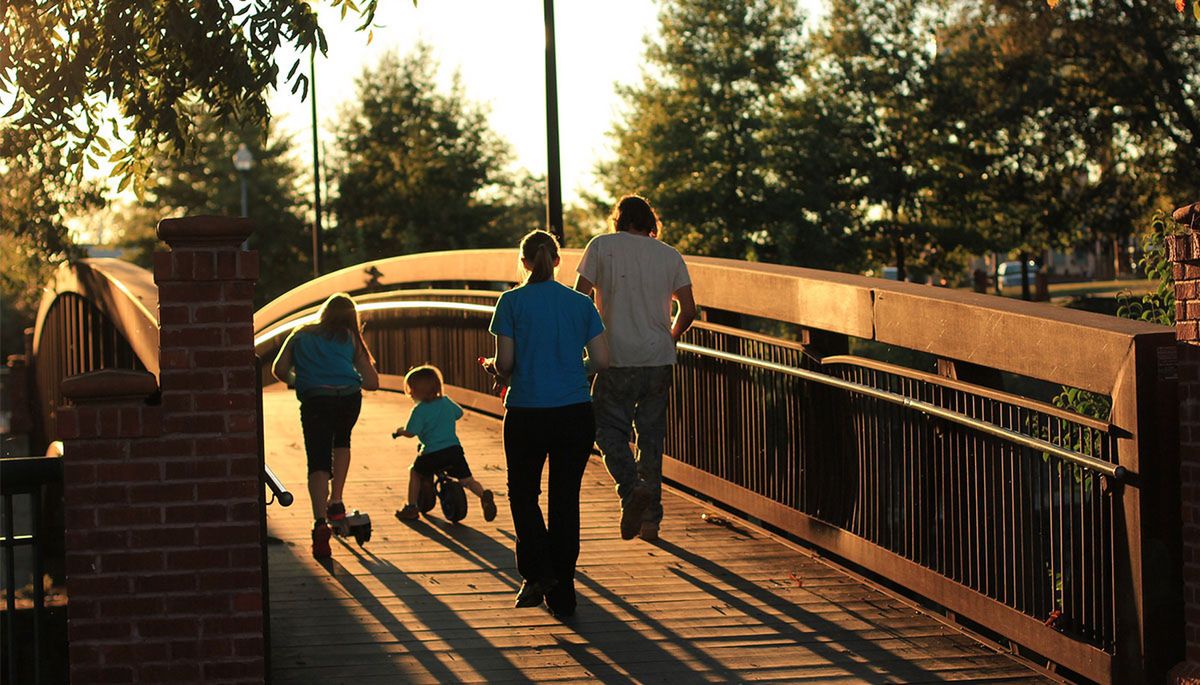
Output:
top-left (577, 232), bottom-right (692, 367)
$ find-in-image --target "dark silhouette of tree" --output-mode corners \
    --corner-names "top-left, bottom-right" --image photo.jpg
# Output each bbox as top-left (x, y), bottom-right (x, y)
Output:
top-left (599, 0), bottom-right (809, 261)
top-left (328, 46), bottom-right (527, 264)
top-left (111, 109), bottom-right (312, 306)
top-left (1, 0), bottom-right (377, 186)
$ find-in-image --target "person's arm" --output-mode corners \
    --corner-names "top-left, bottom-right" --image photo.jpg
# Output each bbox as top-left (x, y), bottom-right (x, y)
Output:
top-left (574, 274), bottom-right (595, 297)
top-left (584, 332), bottom-right (610, 375)
top-left (493, 335), bottom-right (515, 381)
top-left (271, 330), bottom-right (298, 385)
top-left (354, 340), bottom-right (380, 391)
top-left (575, 239), bottom-right (599, 297)
top-left (670, 285), bottom-right (697, 342)
top-left (395, 407), bottom-right (423, 439)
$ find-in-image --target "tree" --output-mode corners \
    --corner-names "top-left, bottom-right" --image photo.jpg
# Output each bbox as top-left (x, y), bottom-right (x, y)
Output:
top-left (804, 0), bottom-right (978, 281)
top-left (1, 1), bottom-right (377, 187)
top-left (110, 108), bottom-right (313, 305)
top-left (0, 127), bottom-right (99, 358)
top-left (934, 0), bottom-right (1195, 294)
top-left (328, 46), bottom-right (523, 264)
top-left (599, 0), bottom-right (809, 262)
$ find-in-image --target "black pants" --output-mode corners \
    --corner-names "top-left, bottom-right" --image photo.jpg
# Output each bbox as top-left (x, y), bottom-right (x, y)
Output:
top-left (299, 392), bottom-right (362, 474)
top-left (503, 402), bottom-right (595, 611)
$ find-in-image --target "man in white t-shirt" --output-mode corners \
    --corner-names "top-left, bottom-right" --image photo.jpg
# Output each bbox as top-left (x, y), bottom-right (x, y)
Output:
top-left (575, 195), bottom-right (696, 542)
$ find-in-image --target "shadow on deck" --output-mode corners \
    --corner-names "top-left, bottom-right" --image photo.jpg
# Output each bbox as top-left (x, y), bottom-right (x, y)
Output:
top-left (263, 387), bottom-right (1050, 684)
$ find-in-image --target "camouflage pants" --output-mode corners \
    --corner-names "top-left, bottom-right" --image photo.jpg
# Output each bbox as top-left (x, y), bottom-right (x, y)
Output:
top-left (592, 365), bottom-right (674, 525)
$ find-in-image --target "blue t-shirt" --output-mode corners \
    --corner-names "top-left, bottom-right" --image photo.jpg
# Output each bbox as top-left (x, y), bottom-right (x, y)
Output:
top-left (489, 280), bottom-right (605, 408)
top-left (292, 329), bottom-right (361, 396)
top-left (405, 396), bottom-right (464, 454)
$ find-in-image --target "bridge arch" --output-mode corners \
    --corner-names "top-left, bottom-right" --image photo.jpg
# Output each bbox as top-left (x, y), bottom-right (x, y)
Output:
top-left (30, 258), bottom-right (159, 446)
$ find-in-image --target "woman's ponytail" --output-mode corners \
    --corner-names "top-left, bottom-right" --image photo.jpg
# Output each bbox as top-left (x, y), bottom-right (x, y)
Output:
top-left (520, 230), bottom-right (559, 283)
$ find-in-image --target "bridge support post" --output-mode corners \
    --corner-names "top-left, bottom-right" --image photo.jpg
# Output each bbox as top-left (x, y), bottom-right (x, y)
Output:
top-left (1168, 203), bottom-right (1200, 684)
top-left (56, 216), bottom-right (265, 684)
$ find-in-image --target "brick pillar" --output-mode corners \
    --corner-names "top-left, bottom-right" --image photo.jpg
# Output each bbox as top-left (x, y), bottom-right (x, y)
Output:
top-left (1169, 202), bottom-right (1200, 684)
top-left (58, 216), bottom-right (264, 684)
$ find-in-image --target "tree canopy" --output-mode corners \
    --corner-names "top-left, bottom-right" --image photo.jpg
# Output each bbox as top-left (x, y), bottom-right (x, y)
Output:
top-left (328, 46), bottom-right (532, 265)
top-left (0, 1), bottom-right (386, 189)
top-left (109, 108), bottom-right (313, 305)
top-left (600, 0), bottom-right (810, 261)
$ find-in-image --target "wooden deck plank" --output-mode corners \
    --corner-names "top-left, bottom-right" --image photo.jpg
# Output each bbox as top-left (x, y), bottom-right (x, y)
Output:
top-left (264, 387), bottom-right (1050, 684)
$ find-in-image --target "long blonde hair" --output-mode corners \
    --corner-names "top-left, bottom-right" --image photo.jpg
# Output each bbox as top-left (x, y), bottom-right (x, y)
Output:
top-left (310, 293), bottom-right (366, 351)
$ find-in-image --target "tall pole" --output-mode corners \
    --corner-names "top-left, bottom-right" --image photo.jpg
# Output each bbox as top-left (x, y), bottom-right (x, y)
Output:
top-left (543, 0), bottom-right (564, 244)
top-left (310, 44), bottom-right (323, 278)
top-left (238, 174), bottom-right (248, 218)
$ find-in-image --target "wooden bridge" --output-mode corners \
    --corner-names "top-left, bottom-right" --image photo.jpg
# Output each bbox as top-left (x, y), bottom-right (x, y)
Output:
top-left (263, 387), bottom-right (1048, 684)
top-left (1, 216), bottom-right (1186, 683)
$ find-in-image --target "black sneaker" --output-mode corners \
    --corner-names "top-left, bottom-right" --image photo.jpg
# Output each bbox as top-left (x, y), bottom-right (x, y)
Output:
top-left (514, 578), bottom-right (557, 608)
top-left (620, 486), bottom-right (652, 540)
top-left (480, 490), bottom-right (497, 522)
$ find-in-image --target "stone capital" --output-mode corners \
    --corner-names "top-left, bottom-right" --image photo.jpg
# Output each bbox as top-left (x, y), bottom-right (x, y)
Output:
top-left (61, 369), bottom-right (158, 403)
top-left (157, 215), bottom-right (253, 249)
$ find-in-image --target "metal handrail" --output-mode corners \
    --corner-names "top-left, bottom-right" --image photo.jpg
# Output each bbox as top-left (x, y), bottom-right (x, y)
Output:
top-left (677, 342), bottom-right (1129, 483)
top-left (254, 299), bottom-right (497, 347)
top-left (263, 465), bottom-right (293, 507)
top-left (258, 295), bottom-right (1129, 483)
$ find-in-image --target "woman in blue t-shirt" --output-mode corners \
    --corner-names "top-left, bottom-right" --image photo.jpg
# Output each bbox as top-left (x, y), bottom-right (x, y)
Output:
top-left (483, 230), bottom-right (609, 618)
top-left (272, 293), bottom-right (379, 559)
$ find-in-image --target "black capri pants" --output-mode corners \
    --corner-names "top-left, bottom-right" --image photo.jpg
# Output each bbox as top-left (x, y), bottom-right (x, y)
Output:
top-left (299, 392), bottom-right (363, 474)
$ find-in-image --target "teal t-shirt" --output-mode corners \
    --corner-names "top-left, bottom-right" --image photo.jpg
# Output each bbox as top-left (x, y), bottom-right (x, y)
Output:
top-left (292, 329), bottom-right (361, 397)
top-left (488, 280), bottom-right (605, 408)
top-left (405, 396), bottom-right (464, 454)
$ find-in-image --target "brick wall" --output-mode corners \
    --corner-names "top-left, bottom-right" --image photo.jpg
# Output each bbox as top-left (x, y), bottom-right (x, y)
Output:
top-left (1168, 204), bottom-right (1200, 684)
top-left (58, 216), bottom-right (264, 683)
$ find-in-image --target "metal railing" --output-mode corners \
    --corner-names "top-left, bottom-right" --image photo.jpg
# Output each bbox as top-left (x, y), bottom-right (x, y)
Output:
top-left (669, 324), bottom-right (1122, 657)
top-left (251, 267), bottom-right (1176, 683)
top-left (0, 455), bottom-right (67, 685)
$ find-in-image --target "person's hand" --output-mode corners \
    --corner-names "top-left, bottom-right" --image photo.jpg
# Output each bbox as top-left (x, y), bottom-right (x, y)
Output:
top-left (391, 428), bottom-right (404, 439)
top-left (478, 356), bottom-right (497, 375)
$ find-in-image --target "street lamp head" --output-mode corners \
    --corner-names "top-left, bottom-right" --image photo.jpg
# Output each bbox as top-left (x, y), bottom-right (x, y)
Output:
top-left (233, 143), bottom-right (255, 172)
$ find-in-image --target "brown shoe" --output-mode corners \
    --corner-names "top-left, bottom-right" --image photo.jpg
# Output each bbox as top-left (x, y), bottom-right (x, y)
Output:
top-left (395, 504), bottom-right (420, 521)
top-left (638, 521), bottom-right (659, 542)
top-left (481, 490), bottom-right (497, 522)
top-left (620, 487), bottom-right (652, 540)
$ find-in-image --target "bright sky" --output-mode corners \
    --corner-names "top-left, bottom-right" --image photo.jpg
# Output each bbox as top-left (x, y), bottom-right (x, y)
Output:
top-left (269, 0), bottom-right (826, 205)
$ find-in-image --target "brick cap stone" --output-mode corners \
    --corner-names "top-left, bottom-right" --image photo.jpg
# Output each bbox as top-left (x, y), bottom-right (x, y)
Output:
top-left (157, 215), bottom-right (253, 248)
top-left (1168, 231), bottom-right (1200, 265)
top-left (1174, 202), bottom-right (1200, 228)
top-left (61, 369), bottom-right (158, 402)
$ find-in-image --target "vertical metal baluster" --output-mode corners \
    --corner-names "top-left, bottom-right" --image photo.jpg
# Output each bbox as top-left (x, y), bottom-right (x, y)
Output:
top-left (4, 493), bottom-right (17, 685)
top-left (32, 482), bottom-right (45, 685)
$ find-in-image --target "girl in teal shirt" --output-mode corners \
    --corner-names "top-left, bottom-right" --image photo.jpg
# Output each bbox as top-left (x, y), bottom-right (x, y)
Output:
top-left (272, 293), bottom-right (379, 559)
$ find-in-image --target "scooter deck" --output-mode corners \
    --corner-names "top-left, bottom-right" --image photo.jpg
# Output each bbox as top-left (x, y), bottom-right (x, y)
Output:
top-left (330, 511), bottom-right (372, 545)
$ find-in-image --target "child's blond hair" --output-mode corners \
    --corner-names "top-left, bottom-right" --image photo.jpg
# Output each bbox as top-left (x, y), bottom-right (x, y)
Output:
top-left (404, 365), bottom-right (444, 398)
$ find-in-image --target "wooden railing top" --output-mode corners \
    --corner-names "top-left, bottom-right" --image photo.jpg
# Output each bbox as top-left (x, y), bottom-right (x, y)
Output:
top-left (32, 258), bottom-right (161, 377)
top-left (254, 248), bottom-right (1172, 395)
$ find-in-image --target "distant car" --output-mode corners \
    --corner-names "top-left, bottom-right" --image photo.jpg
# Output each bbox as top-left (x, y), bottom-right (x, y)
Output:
top-left (997, 260), bottom-right (1039, 287)
top-left (881, 266), bottom-right (900, 280)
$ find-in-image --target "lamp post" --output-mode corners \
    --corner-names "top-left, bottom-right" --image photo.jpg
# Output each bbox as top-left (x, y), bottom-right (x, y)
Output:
top-left (543, 0), bottom-right (564, 244)
top-left (233, 144), bottom-right (255, 250)
top-left (233, 143), bottom-right (254, 218)
top-left (310, 44), bottom-right (323, 278)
